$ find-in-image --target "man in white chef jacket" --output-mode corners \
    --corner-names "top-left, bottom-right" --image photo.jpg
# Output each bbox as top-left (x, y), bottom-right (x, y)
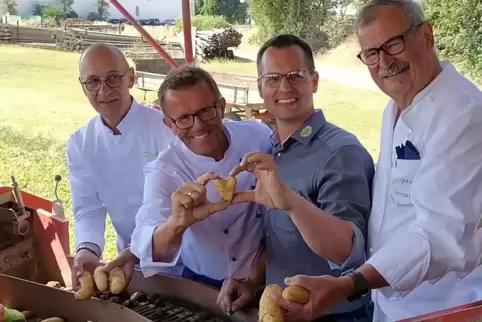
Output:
top-left (269, 1), bottom-right (482, 321)
top-left (107, 65), bottom-right (272, 296)
top-left (67, 43), bottom-right (183, 290)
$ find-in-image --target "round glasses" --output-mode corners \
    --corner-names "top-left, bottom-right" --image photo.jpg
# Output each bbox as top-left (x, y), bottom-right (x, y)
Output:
top-left (169, 105), bottom-right (219, 130)
top-left (80, 70), bottom-right (129, 92)
top-left (258, 69), bottom-right (313, 88)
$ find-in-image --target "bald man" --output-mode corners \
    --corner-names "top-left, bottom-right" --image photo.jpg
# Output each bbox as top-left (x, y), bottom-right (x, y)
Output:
top-left (67, 44), bottom-right (183, 289)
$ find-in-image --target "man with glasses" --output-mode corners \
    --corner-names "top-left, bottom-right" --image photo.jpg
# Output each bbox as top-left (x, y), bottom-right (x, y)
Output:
top-left (217, 34), bottom-right (375, 321)
top-left (105, 65), bottom-right (272, 292)
top-left (274, 1), bottom-right (482, 321)
top-left (67, 43), bottom-right (182, 290)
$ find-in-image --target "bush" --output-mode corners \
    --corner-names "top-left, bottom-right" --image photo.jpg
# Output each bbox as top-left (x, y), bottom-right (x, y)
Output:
top-left (172, 15), bottom-right (231, 33)
top-left (424, 0), bottom-right (482, 81)
top-left (41, 6), bottom-right (64, 26)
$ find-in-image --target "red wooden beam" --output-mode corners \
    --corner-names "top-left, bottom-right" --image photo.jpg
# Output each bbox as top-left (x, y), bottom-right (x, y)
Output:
top-left (107, 0), bottom-right (180, 69)
top-left (182, 0), bottom-right (194, 64)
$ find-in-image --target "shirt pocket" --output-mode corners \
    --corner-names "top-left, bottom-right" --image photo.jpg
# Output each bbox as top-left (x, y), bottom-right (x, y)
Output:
top-left (389, 159), bottom-right (422, 209)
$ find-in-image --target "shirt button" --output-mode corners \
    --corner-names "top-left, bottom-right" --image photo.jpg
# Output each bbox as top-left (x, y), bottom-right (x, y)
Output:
top-left (369, 248), bottom-right (374, 253)
top-left (251, 185), bottom-right (256, 190)
top-left (256, 212), bottom-right (261, 218)
top-left (231, 257), bottom-right (236, 262)
top-left (223, 229), bottom-right (228, 234)
top-left (277, 152), bottom-right (281, 157)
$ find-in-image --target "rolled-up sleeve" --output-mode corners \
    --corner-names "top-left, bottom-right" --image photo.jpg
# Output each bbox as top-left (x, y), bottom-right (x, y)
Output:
top-left (130, 162), bottom-right (182, 277)
top-left (315, 145), bottom-right (374, 271)
top-left (67, 137), bottom-right (107, 253)
top-left (367, 104), bottom-right (482, 293)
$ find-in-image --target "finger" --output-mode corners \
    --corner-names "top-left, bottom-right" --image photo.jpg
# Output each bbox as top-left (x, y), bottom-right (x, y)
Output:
top-left (217, 281), bottom-right (234, 314)
top-left (229, 163), bottom-right (247, 177)
top-left (177, 185), bottom-right (205, 204)
top-left (271, 293), bottom-right (302, 313)
top-left (195, 172), bottom-right (219, 185)
top-left (240, 152), bottom-right (262, 167)
top-left (102, 259), bottom-right (120, 273)
top-left (71, 262), bottom-right (83, 289)
top-left (173, 191), bottom-right (194, 209)
top-left (231, 292), bottom-right (252, 312)
top-left (206, 200), bottom-right (231, 214)
top-left (231, 191), bottom-right (255, 204)
top-left (285, 275), bottom-right (311, 289)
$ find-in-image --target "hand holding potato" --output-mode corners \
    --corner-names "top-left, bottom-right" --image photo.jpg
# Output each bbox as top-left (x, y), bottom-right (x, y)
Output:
top-left (74, 272), bottom-right (96, 300)
top-left (171, 172), bottom-right (232, 229)
top-left (71, 247), bottom-right (101, 292)
top-left (94, 248), bottom-right (134, 294)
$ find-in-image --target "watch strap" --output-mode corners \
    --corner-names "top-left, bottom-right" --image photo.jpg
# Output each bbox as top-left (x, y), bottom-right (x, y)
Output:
top-left (76, 245), bottom-right (100, 258)
top-left (342, 269), bottom-right (369, 302)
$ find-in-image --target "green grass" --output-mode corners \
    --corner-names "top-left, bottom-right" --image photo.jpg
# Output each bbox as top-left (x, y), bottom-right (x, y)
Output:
top-left (0, 44), bottom-right (386, 260)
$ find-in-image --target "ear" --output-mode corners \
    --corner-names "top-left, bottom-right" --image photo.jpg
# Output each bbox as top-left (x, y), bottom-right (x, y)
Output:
top-left (257, 80), bottom-right (263, 98)
top-left (311, 71), bottom-right (319, 94)
top-left (422, 23), bottom-right (435, 50)
top-left (218, 97), bottom-right (226, 119)
top-left (127, 67), bottom-right (135, 89)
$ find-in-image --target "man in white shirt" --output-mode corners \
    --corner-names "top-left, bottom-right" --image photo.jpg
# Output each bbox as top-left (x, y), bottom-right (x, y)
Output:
top-left (107, 65), bottom-right (272, 292)
top-left (67, 43), bottom-right (181, 290)
top-left (270, 1), bottom-right (482, 321)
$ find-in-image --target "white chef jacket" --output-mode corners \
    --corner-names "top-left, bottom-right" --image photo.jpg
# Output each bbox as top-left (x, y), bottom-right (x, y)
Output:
top-left (67, 99), bottom-right (179, 275)
top-left (130, 120), bottom-right (272, 280)
top-left (367, 62), bottom-right (482, 321)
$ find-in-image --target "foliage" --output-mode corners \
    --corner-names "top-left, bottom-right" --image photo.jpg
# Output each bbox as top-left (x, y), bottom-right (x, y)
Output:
top-left (87, 12), bottom-right (99, 21)
top-left (2, 0), bottom-right (17, 15)
top-left (94, 0), bottom-right (109, 20)
top-left (42, 6), bottom-right (64, 26)
top-left (57, 0), bottom-right (74, 16)
top-left (33, 3), bottom-right (47, 16)
top-left (196, 0), bottom-right (248, 24)
top-left (250, 0), bottom-right (352, 52)
top-left (173, 14), bottom-right (231, 33)
top-left (424, 0), bottom-right (482, 81)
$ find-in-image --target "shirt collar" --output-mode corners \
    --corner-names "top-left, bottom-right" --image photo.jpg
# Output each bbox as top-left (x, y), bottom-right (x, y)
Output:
top-left (100, 96), bottom-right (139, 135)
top-left (270, 110), bottom-right (327, 148)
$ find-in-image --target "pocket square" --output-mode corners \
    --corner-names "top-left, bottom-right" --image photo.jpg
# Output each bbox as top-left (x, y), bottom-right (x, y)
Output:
top-left (395, 140), bottom-right (420, 160)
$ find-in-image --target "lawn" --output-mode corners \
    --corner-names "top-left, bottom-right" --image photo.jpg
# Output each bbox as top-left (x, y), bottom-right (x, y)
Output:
top-left (0, 44), bottom-right (386, 260)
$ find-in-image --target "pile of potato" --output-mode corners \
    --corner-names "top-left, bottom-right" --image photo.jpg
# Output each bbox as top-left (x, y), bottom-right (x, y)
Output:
top-left (259, 284), bottom-right (310, 322)
top-left (74, 267), bottom-right (127, 301)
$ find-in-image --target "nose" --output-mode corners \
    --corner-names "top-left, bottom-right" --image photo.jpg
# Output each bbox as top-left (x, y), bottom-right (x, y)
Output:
top-left (378, 51), bottom-right (395, 69)
top-left (278, 75), bottom-right (294, 92)
top-left (98, 80), bottom-right (111, 95)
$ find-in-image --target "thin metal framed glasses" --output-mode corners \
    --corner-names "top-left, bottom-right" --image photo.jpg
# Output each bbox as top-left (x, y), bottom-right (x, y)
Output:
top-left (168, 103), bottom-right (220, 130)
top-left (80, 69), bottom-right (130, 92)
top-left (357, 23), bottom-right (424, 65)
top-left (258, 69), bottom-right (314, 88)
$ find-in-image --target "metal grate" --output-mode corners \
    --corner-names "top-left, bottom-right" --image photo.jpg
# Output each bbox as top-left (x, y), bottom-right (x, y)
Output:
top-left (106, 292), bottom-right (229, 322)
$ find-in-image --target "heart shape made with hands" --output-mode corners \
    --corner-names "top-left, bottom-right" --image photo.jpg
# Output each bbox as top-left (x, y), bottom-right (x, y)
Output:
top-left (213, 176), bottom-right (237, 202)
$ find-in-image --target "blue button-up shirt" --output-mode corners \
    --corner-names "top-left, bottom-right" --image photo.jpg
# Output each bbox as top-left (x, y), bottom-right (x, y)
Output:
top-left (264, 110), bottom-right (375, 315)
top-left (130, 120), bottom-right (272, 281)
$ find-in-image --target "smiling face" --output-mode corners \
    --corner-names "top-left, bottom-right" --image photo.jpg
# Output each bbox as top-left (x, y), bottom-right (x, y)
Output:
top-left (356, 5), bottom-right (437, 105)
top-left (79, 46), bottom-right (134, 124)
top-left (162, 81), bottom-right (226, 159)
top-left (258, 45), bottom-right (319, 123)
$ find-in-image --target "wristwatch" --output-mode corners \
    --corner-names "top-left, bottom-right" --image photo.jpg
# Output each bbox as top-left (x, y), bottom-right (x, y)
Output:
top-left (341, 268), bottom-right (369, 302)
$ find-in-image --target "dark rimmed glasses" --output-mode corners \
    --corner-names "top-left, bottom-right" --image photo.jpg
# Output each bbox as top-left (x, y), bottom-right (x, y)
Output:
top-left (258, 69), bottom-right (314, 88)
top-left (80, 69), bottom-right (130, 92)
top-left (357, 23), bottom-right (424, 65)
top-left (167, 102), bottom-right (220, 130)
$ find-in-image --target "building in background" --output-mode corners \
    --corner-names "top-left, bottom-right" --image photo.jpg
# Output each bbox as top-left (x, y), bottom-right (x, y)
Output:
top-left (15, 0), bottom-right (182, 20)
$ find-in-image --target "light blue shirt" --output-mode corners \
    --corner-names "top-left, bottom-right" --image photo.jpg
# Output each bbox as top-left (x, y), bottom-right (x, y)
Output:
top-left (130, 120), bottom-right (272, 280)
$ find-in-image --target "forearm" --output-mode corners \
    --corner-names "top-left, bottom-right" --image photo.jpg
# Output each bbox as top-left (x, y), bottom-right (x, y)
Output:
top-left (152, 217), bottom-right (185, 262)
top-left (358, 264), bottom-right (389, 289)
top-left (244, 251), bottom-right (266, 286)
top-left (286, 191), bottom-right (353, 264)
top-left (74, 212), bottom-right (106, 253)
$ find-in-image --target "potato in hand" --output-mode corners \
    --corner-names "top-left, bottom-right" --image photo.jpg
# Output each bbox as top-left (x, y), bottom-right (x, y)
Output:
top-left (213, 176), bottom-right (237, 201)
top-left (259, 284), bottom-right (284, 322)
top-left (282, 285), bottom-right (310, 304)
top-left (93, 266), bottom-right (109, 292)
top-left (74, 272), bottom-right (95, 300)
top-left (108, 267), bottom-right (127, 294)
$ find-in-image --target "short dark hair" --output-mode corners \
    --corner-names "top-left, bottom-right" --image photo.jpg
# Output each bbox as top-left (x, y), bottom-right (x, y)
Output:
top-left (158, 65), bottom-right (221, 108)
top-left (256, 34), bottom-right (315, 75)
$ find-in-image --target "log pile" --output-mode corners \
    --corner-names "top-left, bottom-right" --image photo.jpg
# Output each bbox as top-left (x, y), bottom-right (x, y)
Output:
top-left (195, 28), bottom-right (242, 60)
top-left (0, 24), bottom-right (13, 43)
top-left (52, 29), bottom-right (87, 52)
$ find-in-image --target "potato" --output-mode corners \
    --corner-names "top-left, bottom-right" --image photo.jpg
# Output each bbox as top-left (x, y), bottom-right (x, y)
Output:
top-left (20, 311), bottom-right (34, 319)
top-left (282, 285), bottom-right (310, 304)
top-left (108, 267), bottom-right (127, 294)
top-left (40, 318), bottom-right (64, 322)
top-left (213, 176), bottom-right (237, 201)
top-left (74, 271), bottom-right (95, 300)
top-left (259, 284), bottom-right (284, 322)
top-left (93, 266), bottom-right (109, 292)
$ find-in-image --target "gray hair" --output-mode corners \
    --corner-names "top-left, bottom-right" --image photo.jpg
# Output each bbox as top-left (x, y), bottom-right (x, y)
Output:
top-left (355, 0), bottom-right (426, 33)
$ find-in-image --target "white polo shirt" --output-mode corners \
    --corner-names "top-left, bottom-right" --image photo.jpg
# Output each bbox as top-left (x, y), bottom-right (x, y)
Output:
top-left (367, 62), bottom-right (482, 321)
top-left (67, 99), bottom-right (175, 262)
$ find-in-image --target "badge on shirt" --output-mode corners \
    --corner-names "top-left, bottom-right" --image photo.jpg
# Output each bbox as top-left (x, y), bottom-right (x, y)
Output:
top-left (300, 125), bottom-right (312, 137)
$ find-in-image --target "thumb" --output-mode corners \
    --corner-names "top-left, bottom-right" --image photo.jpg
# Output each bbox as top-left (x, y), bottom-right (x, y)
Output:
top-left (231, 191), bottom-right (255, 204)
top-left (231, 292), bottom-right (251, 312)
top-left (103, 259), bottom-right (121, 273)
top-left (285, 275), bottom-right (311, 289)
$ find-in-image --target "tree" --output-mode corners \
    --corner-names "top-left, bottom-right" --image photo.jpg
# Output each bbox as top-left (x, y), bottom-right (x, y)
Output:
top-left (42, 6), bottom-right (63, 26)
top-left (94, 0), bottom-right (109, 20)
top-left (1, 0), bottom-right (17, 15)
top-left (57, 0), bottom-right (74, 16)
